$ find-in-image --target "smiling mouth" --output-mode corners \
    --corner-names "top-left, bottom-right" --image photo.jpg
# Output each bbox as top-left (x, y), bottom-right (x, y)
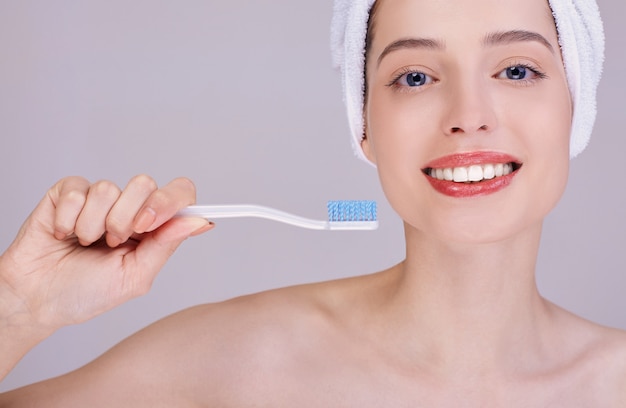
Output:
top-left (423, 162), bottom-right (522, 183)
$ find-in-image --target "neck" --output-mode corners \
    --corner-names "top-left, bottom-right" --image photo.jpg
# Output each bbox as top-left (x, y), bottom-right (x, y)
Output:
top-left (378, 222), bottom-right (552, 376)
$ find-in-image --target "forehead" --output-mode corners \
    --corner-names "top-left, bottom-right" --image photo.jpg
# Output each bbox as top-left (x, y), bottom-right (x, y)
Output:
top-left (371, 0), bottom-right (558, 50)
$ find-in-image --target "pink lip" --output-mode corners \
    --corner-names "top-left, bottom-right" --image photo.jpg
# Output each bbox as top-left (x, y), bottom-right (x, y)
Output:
top-left (422, 151), bottom-right (522, 198)
top-left (423, 151), bottom-right (520, 169)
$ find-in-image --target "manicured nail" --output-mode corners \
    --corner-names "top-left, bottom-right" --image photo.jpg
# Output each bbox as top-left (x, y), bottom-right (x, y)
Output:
top-left (134, 207), bottom-right (156, 233)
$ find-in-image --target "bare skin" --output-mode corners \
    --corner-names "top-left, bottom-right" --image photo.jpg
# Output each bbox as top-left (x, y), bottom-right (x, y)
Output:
top-left (2, 273), bottom-right (625, 406)
top-left (1, 0), bottom-right (625, 406)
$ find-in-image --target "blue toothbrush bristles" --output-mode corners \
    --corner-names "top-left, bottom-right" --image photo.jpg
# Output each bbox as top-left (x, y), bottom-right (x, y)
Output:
top-left (327, 200), bottom-right (377, 222)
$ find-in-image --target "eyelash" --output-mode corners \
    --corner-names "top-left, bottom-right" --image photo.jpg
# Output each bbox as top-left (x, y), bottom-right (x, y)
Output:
top-left (386, 63), bottom-right (548, 91)
top-left (386, 67), bottom-right (436, 90)
top-left (497, 63), bottom-right (548, 85)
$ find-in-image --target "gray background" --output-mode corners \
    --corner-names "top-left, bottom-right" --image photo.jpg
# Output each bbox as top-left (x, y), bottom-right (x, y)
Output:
top-left (0, 0), bottom-right (624, 390)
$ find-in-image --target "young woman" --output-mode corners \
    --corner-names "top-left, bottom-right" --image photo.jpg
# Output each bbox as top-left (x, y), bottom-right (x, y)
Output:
top-left (1, 0), bottom-right (624, 405)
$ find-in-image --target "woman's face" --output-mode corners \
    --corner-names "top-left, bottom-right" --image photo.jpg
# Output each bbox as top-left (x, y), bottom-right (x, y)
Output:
top-left (362, 0), bottom-right (572, 244)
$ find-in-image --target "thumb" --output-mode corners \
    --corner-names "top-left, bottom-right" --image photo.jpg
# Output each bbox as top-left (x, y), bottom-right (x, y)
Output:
top-left (126, 217), bottom-right (213, 285)
top-left (153, 216), bottom-right (214, 243)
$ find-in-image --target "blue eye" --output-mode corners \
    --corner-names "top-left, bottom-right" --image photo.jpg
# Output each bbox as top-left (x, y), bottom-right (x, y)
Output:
top-left (506, 66), bottom-right (528, 80)
top-left (394, 71), bottom-right (434, 88)
top-left (497, 64), bottom-right (545, 81)
top-left (405, 72), bottom-right (428, 86)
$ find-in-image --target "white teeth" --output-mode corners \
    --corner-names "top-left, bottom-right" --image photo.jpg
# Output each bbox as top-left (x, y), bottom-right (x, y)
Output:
top-left (436, 168), bottom-right (444, 180)
top-left (428, 163), bottom-right (516, 183)
top-left (453, 167), bottom-right (469, 182)
top-left (495, 163), bottom-right (504, 177)
top-left (468, 165), bottom-right (483, 182)
top-left (483, 164), bottom-right (495, 180)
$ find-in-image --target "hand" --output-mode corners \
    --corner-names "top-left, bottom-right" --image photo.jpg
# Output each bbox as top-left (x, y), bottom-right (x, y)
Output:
top-left (0, 175), bottom-right (213, 332)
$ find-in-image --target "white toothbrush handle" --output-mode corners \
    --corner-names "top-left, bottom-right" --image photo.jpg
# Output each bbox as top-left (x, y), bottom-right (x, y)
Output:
top-left (177, 205), bottom-right (329, 230)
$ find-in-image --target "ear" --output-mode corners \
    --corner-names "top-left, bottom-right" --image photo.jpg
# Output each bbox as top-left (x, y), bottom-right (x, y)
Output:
top-left (360, 128), bottom-right (377, 165)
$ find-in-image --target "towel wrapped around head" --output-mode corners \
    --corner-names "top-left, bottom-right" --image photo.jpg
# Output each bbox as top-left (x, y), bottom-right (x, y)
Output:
top-left (330, 0), bottom-right (605, 163)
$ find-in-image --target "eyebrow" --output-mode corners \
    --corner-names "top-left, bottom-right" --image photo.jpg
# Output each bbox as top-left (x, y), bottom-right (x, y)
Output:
top-left (376, 30), bottom-right (554, 67)
top-left (377, 38), bottom-right (444, 67)
top-left (482, 30), bottom-right (555, 54)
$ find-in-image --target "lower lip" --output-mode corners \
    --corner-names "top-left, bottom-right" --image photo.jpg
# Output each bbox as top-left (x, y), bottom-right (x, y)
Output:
top-left (424, 172), bottom-right (517, 198)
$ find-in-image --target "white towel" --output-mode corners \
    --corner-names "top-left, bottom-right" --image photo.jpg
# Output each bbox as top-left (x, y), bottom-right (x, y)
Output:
top-left (331, 0), bottom-right (605, 162)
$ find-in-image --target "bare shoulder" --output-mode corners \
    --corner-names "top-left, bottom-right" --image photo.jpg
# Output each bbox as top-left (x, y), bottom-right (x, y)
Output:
top-left (169, 275), bottom-right (371, 405)
top-left (0, 276), bottom-right (367, 407)
top-left (548, 303), bottom-right (626, 404)
top-left (587, 324), bottom-right (626, 400)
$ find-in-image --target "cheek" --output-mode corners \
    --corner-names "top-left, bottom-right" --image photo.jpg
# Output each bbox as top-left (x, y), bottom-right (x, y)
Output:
top-left (507, 83), bottom-right (572, 220)
top-left (532, 124), bottom-right (571, 218)
top-left (365, 89), bottom-right (440, 167)
top-left (365, 89), bottom-right (441, 228)
top-left (529, 84), bottom-right (571, 180)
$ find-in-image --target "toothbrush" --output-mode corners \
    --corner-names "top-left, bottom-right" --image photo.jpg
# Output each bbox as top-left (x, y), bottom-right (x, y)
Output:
top-left (176, 200), bottom-right (377, 231)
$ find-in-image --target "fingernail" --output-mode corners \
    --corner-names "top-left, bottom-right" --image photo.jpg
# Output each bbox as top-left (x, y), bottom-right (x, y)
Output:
top-left (134, 207), bottom-right (156, 233)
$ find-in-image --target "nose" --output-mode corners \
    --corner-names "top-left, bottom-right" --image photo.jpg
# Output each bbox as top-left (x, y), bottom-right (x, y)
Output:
top-left (442, 80), bottom-right (497, 137)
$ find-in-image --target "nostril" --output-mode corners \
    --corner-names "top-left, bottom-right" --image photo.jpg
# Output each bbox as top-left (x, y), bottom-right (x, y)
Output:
top-left (449, 125), bottom-right (488, 134)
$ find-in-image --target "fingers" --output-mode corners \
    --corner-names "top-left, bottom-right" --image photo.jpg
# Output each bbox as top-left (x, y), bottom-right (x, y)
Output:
top-left (105, 175), bottom-right (158, 247)
top-left (49, 175), bottom-right (201, 248)
top-left (133, 177), bottom-right (197, 234)
top-left (75, 181), bottom-right (121, 246)
top-left (49, 177), bottom-right (91, 240)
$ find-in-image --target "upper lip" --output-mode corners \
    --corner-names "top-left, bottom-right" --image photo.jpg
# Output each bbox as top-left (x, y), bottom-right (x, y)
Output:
top-left (423, 151), bottom-right (522, 170)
